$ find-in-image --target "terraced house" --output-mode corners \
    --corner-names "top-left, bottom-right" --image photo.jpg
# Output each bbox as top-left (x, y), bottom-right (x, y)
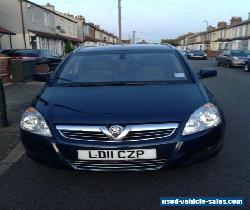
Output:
top-left (0, 0), bottom-right (84, 55)
top-left (177, 14), bottom-right (250, 53)
top-left (83, 23), bottom-right (119, 47)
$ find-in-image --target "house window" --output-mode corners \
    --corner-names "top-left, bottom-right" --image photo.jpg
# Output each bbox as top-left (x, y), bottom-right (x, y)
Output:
top-left (31, 10), bottom-right (35, 23)
top-left (43, 11), bottom-right (49, 26)
top-left (59, 19), bottom-right (64, 30)
top-left (31, 7), bottom-right (35, 23)
top-left (242, 25), bottom-right (247, 37)
top-left (74, 26), bottom-right (77, 35)
top-left (224, 43), bottom-right (228, 50)
top-left (69, 23), bottom-right (72, 34)
top-left (242, 40), bottom-right (248, 50)
top-left (233, 40), bottom-right (242, 50)
top-left (236, 27), bottom-right (240, 37)
top-left (41, 37), bottom-right (49, 49)
top-left (84, 26), bottom-right (89, 37)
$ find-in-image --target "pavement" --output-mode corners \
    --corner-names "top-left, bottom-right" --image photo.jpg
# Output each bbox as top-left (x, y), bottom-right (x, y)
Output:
top-left (0, 60), bottom-right (249, 210)
top-left (0, 82), bottom-right (43, 160)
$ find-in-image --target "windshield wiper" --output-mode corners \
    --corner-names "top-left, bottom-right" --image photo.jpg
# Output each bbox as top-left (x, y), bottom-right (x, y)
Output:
top-left (61, 82), bottom-right (145, 87)
top-left (56, 77), bottom-right (76, 83)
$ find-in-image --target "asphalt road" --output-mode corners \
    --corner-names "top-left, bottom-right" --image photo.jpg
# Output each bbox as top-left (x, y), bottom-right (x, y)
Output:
top-left (0, 59), bottom-right (249, 210)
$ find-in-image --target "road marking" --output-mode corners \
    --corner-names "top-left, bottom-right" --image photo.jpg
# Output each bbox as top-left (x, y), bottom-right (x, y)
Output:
top-left (0, 143), bottom-right (24, 177)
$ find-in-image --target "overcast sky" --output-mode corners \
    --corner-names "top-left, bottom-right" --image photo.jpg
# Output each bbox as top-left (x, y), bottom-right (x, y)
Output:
top-left (32, 0), bottom-right (250, 43)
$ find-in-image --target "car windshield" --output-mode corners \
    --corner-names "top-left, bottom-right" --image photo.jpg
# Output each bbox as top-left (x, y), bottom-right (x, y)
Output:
top-left (244, 51), bottom-right (250, 56)
top-left (231, 51), bottom-right (246, 57)
top-left (191, 50), bottom-right (204, 54)
top-left (55, 51), bottom-right (188, 85)
top-left (41, 50), bottom-right (59, 57)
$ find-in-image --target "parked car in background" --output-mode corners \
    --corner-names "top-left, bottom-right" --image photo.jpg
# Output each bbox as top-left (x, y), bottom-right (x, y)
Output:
top-left (181, 50), bottom-right (189, 56)
top-left (6, 49), bottom-right (63, 71)
top-left (215, 50), bottom-right (248, 68)
top-left (0, 49), bottom-right (13, 55)
top-left (244, 51), bottom-right (250, 57)
top-left (186, 50), bottom-right (207, 60)
top-left (20, 44), bottom-right (224, 171)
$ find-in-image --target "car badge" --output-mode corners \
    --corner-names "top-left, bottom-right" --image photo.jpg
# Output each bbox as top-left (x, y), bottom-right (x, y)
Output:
top-left (108, 125), bottom-right (124, 140)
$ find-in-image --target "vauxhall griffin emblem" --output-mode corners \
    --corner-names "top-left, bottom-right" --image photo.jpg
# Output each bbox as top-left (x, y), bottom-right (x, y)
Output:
top-left (100, 125), bottom-right (130, 141)
top-left (108, 125), bottom-right (124, 139)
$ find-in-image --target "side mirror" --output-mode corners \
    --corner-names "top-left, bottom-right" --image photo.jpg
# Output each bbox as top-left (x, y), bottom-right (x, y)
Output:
top-left (33, 73), bottom-right (50, 82)
top-left (198, 68), bottom-right (217, 79)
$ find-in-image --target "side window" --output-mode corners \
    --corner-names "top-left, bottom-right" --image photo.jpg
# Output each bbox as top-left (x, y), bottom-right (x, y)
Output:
top-left (223, 51), bottom-right (229, 56)
top-left (11, 50), bottom-right (24, 56)
top-left (43, 12), bottom-right (49, 26)
top-left (41, 50), bottom-right (52, 57)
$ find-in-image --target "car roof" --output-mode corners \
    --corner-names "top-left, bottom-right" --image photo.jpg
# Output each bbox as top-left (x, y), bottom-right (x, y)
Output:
top-left (230, 50), bottom-right (245, 52)
top-left (12, 49), bottom-right (46, 51)
top-left (75, 44), bottom-right (175, 53)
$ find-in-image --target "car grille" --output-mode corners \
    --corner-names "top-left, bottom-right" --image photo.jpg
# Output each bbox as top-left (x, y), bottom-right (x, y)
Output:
top-left (57, 123), bottom-right (178, 142)
top-left (67, 159), bottom-right (167, 171)
top-left (123, 128), bottom-right (175, 141)
top-left (60, 130), bottom-right (109, 141)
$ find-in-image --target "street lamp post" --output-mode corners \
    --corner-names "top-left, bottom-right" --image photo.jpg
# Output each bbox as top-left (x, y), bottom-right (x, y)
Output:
top-left (203, 20), bottom-right (209, 51)
top-left (203, 20), bottom-right (208, 31)
top-left (0, 73), bottom-right (8, 127)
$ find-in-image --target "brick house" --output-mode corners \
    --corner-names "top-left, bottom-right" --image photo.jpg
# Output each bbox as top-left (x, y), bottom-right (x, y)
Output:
top-left (0, 0), bottom-right (83, 55)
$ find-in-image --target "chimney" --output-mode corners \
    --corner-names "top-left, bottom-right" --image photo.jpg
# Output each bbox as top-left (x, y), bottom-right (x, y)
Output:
top-left (217, 21), bottom-right (227, 28)
top-left (230, 16), bottom-right (242, 25)
top-left (75, 15), bottom-right (85, 21)
top-left (43, 3), bottom-right (55, 11)
top-left (207, 25), bottom-right (216, 31)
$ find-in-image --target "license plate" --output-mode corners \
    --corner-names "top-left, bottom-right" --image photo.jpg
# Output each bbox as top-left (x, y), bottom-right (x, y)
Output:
top-left (77, 149), bottom-right (157, 160)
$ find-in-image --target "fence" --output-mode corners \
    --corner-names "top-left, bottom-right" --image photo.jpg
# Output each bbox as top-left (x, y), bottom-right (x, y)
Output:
top-left (0, 56), bottom-right (50, 84)
top-left (0, 57), bottom-right (11, 84)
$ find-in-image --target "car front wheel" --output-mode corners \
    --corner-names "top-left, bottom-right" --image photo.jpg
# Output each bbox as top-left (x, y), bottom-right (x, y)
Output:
top-left (244, 64), bottom-right (249, 72)
top-left (215, 60), bottom-right (220, 66)
top-left (225, 61), bottom-right (231, 68)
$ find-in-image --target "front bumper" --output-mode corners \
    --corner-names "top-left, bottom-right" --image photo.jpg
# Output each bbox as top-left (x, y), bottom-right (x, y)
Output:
top-left (21, 124), bottom-right (224, 171)
top-left (231, 60), bottom-right (246, 67)
top-left (187, 55), bottom-right (207, 60)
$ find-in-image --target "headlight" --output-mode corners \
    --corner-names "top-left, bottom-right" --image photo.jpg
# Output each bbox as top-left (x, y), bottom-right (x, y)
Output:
top-left (204, 53), bottom-right (207, 56)
top-left (20, 107), bottom-right (52, 137)
top-left (182, 103), bottom-right (221, 136)
top-left (190, 53), bottom-right (194, 56)
top-left (233, 56), bottom-right (239, 60)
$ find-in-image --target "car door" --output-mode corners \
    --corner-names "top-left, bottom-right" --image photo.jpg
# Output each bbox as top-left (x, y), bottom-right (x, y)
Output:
top-left (221, 51), bottom-right (230, 65)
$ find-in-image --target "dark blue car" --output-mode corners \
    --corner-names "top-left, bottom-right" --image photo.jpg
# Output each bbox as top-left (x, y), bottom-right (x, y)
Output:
top-left (20, 44), bottom-right (224, 171)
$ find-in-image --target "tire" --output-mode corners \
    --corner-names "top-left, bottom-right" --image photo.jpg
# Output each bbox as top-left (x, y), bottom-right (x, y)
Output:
top-left (225, 61), bottom-right (231, 68)
top-left (244, 64), bottom-right (249, 72)
top-left (215, 60), bottom-right (220, 66)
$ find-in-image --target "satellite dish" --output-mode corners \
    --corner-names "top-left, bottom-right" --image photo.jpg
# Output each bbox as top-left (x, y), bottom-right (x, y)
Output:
top-left (56, 25), bottom-right (62, 30)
